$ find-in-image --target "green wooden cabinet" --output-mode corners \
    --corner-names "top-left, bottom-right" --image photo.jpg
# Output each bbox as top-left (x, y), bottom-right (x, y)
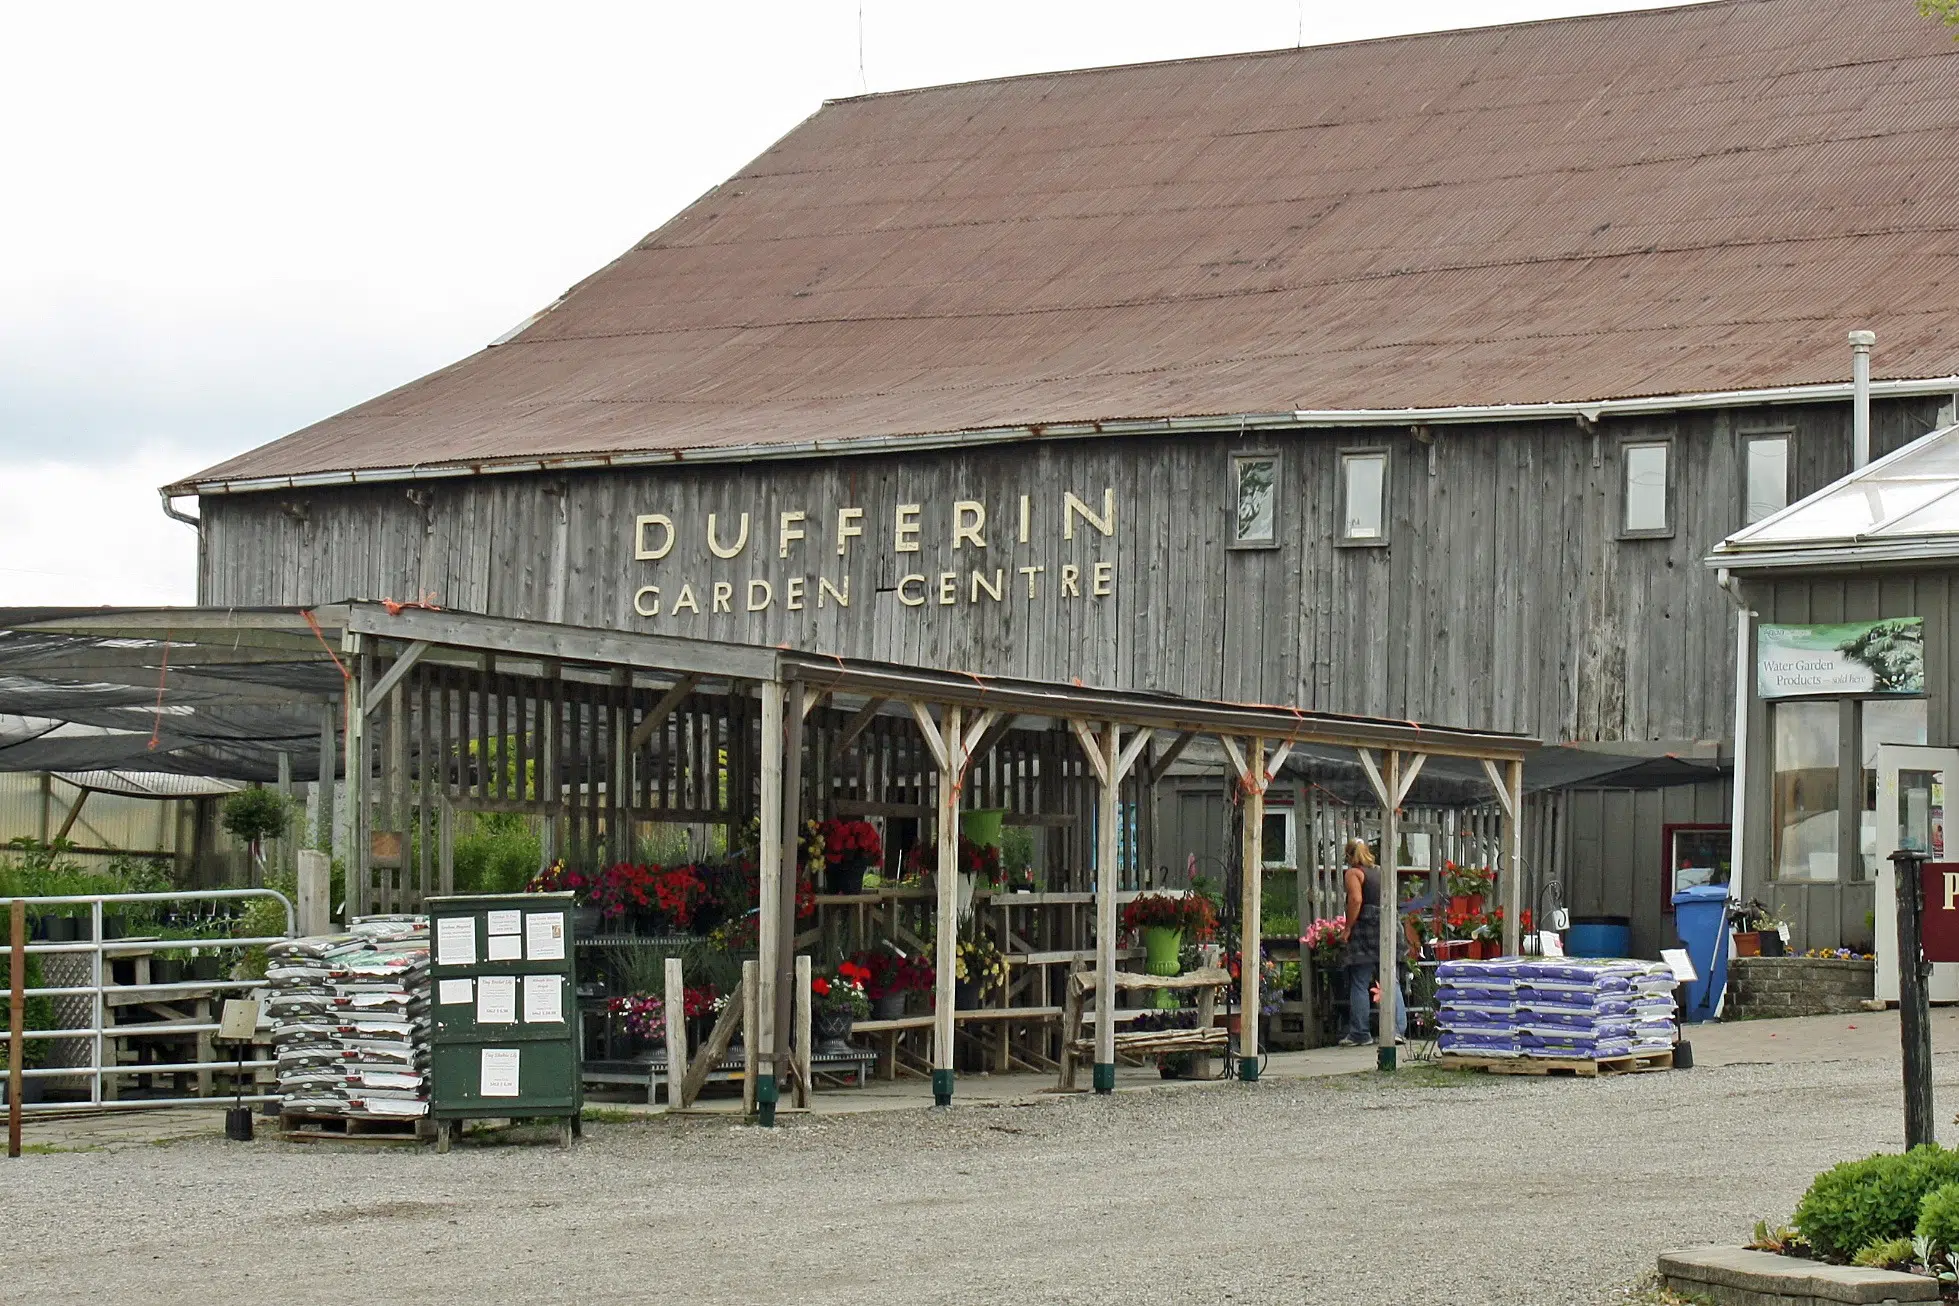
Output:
top-left (426, 892), bottom-right (582, 1150)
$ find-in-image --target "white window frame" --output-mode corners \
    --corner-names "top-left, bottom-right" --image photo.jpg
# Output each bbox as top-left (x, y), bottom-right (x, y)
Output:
top-left (1338, 447), bottom-right (1390, 547)
top-left (1620, 437), bottom-right (1674, 540)
top-left (1741, 430), bottom-right (1792, 526)
top-left (1230, 452), bottom-right (1281, 550)
top-left (1260, 804), bottom-right (1297, 869)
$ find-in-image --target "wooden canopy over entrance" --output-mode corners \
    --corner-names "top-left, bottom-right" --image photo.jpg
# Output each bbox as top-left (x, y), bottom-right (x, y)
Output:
top-left (0, 603), bottom-right (1535, 1107)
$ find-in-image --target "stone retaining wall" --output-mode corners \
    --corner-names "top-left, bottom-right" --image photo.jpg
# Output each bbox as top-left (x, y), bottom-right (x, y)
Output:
top-left (1660, 1247), bottom-right (1937, 1305)
top-left (1727, 957), bottom-right (1874, 1020)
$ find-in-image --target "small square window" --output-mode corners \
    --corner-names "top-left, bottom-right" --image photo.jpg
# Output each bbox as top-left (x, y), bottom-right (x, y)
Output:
top-left (1743, 433), bottom-right (1790, 525)
top-left (1261, 807), bottom-right (1296, 868)
top-left (1340, 450), bottom-right (1388, 545)
top-left (1621, 440), bottom-right (1672, 538)
top-left (1231, 454), bottom-right (1278, 548)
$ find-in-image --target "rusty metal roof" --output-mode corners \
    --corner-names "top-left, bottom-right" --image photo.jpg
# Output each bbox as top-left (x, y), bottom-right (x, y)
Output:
top-left (178, 0), bottom-right (1959, 492)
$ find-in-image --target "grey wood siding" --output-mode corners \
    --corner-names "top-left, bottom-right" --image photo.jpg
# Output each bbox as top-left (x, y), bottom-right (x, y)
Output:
top-left (198, 397), bottom-right (1944, 748)
top-left (1559, 778), bottom-right (1732, 960)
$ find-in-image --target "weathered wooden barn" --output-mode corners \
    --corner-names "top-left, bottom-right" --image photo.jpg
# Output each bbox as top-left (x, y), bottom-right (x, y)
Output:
top-left (162, 0), bottom-right (1959, 956)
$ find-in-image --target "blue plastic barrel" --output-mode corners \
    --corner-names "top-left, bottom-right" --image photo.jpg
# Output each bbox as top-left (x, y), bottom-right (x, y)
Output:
top-left (1671, 884), bottom-right (1732, 1023)
top-left (1564, 919), bottom-right (1632, 958)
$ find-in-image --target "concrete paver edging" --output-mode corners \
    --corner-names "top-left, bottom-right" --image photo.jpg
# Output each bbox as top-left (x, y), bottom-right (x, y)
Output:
top-left (1659, 1246), bottom-right (1939, 1305)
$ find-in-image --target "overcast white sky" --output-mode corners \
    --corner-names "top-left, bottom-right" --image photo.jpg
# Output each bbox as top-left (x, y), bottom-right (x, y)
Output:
top-left (0, 0), bottom-right (1706, 605)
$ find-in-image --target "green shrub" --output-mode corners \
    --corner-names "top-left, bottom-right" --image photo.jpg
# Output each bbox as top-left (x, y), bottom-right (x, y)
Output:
top-left (1919, 1181), bottom-right (1959, 1255)
top-left (1795, 1145), bottom-right (1959, 1261)
top-left (1852, 1235), bottom-right (1915, 1269)
top-left (453, 812), bottom-right (542, 895)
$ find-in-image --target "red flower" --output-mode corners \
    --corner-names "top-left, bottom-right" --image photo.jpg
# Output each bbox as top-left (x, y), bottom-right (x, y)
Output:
top-left (811, 976), bottom-right (831, 997)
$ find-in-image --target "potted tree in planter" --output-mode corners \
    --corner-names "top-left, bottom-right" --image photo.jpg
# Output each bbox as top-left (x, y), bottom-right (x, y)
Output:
top-left (811, 960), bottom-right (872, 1054)
top-left (220, 787), bottom-right (291, 875)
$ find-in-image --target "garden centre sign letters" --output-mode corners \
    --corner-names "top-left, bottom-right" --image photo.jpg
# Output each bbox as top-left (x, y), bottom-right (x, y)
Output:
top-left (626, 489), bottom-right (1119, 622)
top-left (1757, 618), bottom-right (1926, 699)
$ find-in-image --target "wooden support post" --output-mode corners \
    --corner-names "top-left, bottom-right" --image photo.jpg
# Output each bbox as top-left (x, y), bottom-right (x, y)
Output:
top-left (296, 849), bottom-right (331, 937)
top-left (1894, 851), bottom-right (1936, 1148)
top-left (1377, 751), bottom-right (1400, 1072)
top-left (740, 959), bottom-right (759, 1117)
top-left (1093, 723), bottom-right (1120, 1092)
top-left (1239, 738), bottom-right (1264, 1081)
top-left (318, 699), bottom-right (337, 856)
top-left (275, 750), bottom-right (293, 883)
top-left (755, 681), bottom-right (784, 1125)
top-left (773, 679), bottom-right (806, 1119)
top-left (664, 956), bottom-right (686, 1112)
top-left (923, 703), bottom-right (963, 1107)
top-left (794, 954), bottom-right (813, 1108)
top-left (1502, 759), bottom-right (1523, 956)
top-left (9, 898), bottom-right (22, 1158)
top-left (343, 635), bottom-right (367, 925)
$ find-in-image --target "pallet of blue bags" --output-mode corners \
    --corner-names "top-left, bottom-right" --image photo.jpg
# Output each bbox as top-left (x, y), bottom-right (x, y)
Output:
top-left (1435, 956), bottom-right (1678, 1077)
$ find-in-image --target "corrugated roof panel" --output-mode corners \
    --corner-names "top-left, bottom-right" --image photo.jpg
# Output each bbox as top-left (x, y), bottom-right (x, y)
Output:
top-left (179, 0), bottom-right (1959, 490)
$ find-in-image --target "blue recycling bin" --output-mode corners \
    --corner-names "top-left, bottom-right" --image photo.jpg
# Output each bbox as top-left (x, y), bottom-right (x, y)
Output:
top-left (1672, 883), bottom-right (1733, 1022)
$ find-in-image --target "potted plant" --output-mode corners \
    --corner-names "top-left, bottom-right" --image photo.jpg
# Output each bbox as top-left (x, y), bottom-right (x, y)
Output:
top-left (1123, 893), bottom-right (1195, 978)
top-left (527, 860), bottom-right (599, 937)
top-left (811, 960), bottom-right (872, 1053)
top-left (1732, 899), bottom-right (1769, 957)
top-left (929, 917), bottom-right (1009, 1009)
top-left (817, 818), bottom-right (882, 895)
top-left (852, 946), bottom-right (932, 1019)
top-left (606, 992), bottom-right (666, 1055)
top-left (1444, 862), bottom-right (1494, 917)
top-left (1757, 907), bottom-right (1790, 957)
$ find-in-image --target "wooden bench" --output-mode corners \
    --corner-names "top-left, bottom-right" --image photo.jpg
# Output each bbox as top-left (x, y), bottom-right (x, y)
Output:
top-left (1057, 966), bottom-right (1232, 1090)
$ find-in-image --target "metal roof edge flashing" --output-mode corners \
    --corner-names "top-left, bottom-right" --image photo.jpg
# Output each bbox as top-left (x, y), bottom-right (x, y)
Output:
top-left (169, 376), bottom-right (1959, 499)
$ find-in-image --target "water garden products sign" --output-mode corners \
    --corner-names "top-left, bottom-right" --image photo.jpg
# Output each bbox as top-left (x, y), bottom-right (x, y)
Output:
top-left (1756, 618), bottom-right (1925, 699)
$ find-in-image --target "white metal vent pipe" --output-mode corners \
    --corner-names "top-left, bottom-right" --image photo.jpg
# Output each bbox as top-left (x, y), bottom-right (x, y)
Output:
top-left (1851, 329), bottom-right (1876, 469)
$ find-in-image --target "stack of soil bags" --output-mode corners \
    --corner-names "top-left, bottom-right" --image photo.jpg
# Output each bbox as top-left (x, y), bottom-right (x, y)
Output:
top-left (1438, 957), bottom-right (1678, 1062)
top-left (1435, 960), bottom-right (1519, 1058)
top-left (267, 916), bottom-right (431, 1118)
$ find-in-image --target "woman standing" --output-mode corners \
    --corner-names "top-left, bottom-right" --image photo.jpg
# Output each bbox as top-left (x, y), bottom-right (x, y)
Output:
top-left (1340, 836), bottom-right (1406, 1047)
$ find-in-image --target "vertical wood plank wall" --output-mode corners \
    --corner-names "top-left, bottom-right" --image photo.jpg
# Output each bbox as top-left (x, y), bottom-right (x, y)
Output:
top-left (198, 399), bottom-right (1945, 753)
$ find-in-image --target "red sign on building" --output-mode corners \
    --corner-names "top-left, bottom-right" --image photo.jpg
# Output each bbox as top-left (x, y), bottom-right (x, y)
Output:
top-left (1921, 863), bottom-right (1959, 963)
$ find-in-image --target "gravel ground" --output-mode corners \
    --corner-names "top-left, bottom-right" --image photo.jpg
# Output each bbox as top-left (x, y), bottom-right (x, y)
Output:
top-left (8, 1051), bottom-right (1955, 1306)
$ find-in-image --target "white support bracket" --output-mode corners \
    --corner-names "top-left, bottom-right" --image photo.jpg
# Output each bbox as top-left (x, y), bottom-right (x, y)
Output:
top-left (1115, 727), bottom-right (1153, 785)
top-left (1357, 748), bottom-right (1391, 808)
top-left (1395, 753), bottom-right (1427, 807)
top-left (629, 674), bottom-right (702, 751)
top-left (1068, 718), bottom-right (1111, 789)
top-left (1264, 741), bottom-right (1292, 784)
top-left (1481, 758), bottom-right (1518, 820)
top-left (961, 708), bottom-right (1000, 759)
top-left (362, 641), bottom-right (431, 717)
top-left (912, 701), bottom-right (950, 773)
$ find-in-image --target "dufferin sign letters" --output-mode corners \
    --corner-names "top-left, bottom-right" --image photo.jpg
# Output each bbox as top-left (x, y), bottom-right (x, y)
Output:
top-left (627, 489), bottom-right (1118, 622)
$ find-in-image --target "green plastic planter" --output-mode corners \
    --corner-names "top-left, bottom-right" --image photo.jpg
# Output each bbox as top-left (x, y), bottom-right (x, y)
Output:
top-left (960, 808), bottom-right (1006, 848)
